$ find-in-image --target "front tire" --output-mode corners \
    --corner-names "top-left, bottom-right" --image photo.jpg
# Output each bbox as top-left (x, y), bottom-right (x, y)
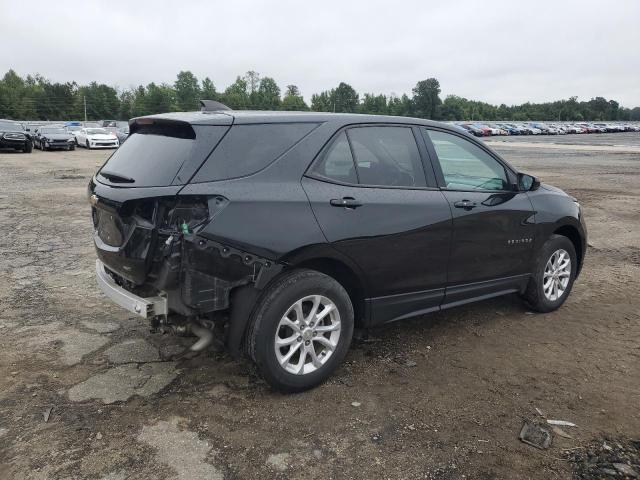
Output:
top-left (85, 140), bottom-right (91, 150)
top-left (247, 269), bottom-right (354, 393)
top-left (522, 234), bottom-right (577, 313)
top-left (23, 141), bottom-right (33, 153)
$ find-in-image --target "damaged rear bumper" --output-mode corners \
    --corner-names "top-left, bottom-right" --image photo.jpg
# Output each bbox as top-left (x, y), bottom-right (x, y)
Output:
top-left (96, 259), bottom-right (167, 318)
top-left (90, 188), bottom-right (283, 320)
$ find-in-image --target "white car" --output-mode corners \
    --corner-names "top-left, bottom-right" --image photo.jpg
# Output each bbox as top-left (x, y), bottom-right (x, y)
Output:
top-left (486, 126), bottom-right (504, 135)
top-left (75, 127), bottom-right (119, 149)
top-left (488, 125), bottom-right (509, 135)
top-left (547, 125), bottom-right (563, 135)
top-left (524, 126), bottom-right (542, 135)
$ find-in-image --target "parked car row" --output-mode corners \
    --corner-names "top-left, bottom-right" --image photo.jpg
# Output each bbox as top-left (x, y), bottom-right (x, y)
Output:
top-left (29, 124), bottom-right (121, 151)
top-left (454, 122), bottom-right (640, 137)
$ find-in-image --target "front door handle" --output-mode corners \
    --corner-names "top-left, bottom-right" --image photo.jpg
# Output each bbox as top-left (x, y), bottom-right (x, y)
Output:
top-left (454, 200), bottom-right (477, 210)
top-left (330, 197), bottom-right (362, 209)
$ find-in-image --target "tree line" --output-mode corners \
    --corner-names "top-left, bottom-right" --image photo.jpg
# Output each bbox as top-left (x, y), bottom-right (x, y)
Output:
top-left (1, 69), bottom-right (638, 122)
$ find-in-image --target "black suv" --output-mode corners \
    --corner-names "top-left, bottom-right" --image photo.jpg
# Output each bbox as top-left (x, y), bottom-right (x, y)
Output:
top-left (90, 108), bottom-right (587, 392)
top-left (0, 120), bottom-right (32, 152)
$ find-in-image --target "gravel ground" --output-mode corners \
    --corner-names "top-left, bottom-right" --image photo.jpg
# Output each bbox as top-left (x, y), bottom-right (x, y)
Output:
top-left (1, 134), bottom-right (639, 479)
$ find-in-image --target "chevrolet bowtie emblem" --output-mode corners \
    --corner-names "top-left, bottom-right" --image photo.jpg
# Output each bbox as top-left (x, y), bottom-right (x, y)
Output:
top-left (90, 194), bottom-right (99, 206)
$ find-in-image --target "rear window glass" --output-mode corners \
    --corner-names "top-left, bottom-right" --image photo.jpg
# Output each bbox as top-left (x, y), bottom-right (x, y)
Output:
top-left (193, 123), bottom-right (318, 182)
top-left (98, 133), bottom-right (196, 187)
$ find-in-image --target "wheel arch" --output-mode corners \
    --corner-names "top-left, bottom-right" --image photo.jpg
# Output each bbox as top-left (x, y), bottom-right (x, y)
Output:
top-left (227, 250), bottom-right (368, 358)
top-left (290, 256), bottom-right (367, 328)
top-left (553, 224), bottom-right (584, 276)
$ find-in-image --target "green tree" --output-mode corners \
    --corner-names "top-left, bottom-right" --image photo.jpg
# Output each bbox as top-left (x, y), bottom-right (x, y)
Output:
top-left (174, 70), bottom-right (201, 111)
top-left (310, 91), bottom-right (333, 112)
top-left (0, 69), bottom-right (31, 119)
top-left (118, 89), bottom-right (135, 120)
top-left (333, 82), bottom-right (359, 113)
top-left (257, 77), bottom-right (281, 110)
top-left (144, 83), bottom-right (175, 115)
top-left (222, 76), bottom-right (249, 109)
top-left (201, 77), bottom-right (217, 101)
top-left (440, 95), bottom-right (468, 120)
top-left (360, 93), bottom-right (388, 115)
top-left (244, 70), bottom-right (260, 107)
top-left (282, 85), bottom-right (309, 111)
top-left (131, 85), bottom-right (148, 117)
top-left (72, 82), bottom-right (119, 120)
top-left (244, 71), bottom-right (260, 94)
top-left (388, 94), bottom-right (414, 117)
top-left (35, 79), bottom-right (76, 120)
top-left (412, 78), bottom-right (442, 119)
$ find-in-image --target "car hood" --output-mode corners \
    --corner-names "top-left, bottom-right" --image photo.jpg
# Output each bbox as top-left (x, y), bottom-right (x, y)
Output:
top-left (87, 134), bottom-right (117, 140)
top-left (43, 133), bottom-right (73, 140)
top-left (541, 183), bottom-right (569, 197)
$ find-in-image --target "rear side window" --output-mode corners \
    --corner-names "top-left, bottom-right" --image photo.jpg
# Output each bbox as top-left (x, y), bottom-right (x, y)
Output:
top-left (312, 132), bottom-right (357, 184)
top-left (193, 123), bottom-right (318, 182)
top-left (348, 127), bottom-right (426, 187)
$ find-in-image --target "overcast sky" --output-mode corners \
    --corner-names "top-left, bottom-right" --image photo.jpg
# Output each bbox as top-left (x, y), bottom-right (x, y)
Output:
top-left (2, 0), bottom-right (639, 106)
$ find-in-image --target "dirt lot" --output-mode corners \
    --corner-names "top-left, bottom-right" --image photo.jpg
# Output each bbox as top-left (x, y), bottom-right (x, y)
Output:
top-left (1, 134), bottom-right (639, 479)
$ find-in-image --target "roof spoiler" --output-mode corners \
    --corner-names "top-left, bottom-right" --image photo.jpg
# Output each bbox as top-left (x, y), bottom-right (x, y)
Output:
top-left (200, 100), bottom-right (231, 112)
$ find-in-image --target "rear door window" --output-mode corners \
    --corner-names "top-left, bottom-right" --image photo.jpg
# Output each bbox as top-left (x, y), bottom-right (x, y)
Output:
top-left (347, 126), bottom-right (426, 187)
top-left (193, 123), bottom-right (318, 182)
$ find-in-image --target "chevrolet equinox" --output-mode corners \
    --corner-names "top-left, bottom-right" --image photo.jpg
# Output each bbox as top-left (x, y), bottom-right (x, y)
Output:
top-left (90, 103), bottom-right (587, 392)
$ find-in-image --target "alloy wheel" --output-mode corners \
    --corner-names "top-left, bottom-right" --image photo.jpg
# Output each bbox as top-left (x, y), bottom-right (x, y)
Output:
top-left (274, 295), bottom-right (341, 375)
top-left (543, 249), bottom-right (571, 301)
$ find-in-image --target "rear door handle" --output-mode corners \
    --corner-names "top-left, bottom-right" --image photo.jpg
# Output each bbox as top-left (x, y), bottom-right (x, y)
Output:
top-left (330, 197), bottom-right (362, 209)
top-left (453, 200), bottom-right (477, 210)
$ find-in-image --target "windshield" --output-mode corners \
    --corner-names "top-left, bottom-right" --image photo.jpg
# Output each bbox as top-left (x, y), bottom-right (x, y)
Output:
top-left (41, 128), bottom-right (66, 134)
top-left (0, 121), bottom-right (23, 130)
top-left (67, 126), bottom-right (81, 131)
top-left (86, 128), bottom-right (109, 135)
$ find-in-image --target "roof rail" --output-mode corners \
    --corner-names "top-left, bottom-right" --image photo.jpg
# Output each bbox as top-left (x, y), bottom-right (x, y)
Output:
top-left (200, 99), bottom-right (231, 112)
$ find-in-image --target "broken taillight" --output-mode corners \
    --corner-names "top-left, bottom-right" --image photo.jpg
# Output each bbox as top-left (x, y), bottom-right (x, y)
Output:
top-left (161, 195), bottom-right (228, 234)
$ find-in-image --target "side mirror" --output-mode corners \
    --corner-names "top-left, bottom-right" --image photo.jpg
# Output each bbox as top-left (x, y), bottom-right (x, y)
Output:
top-left (518, 172), bottom-right (540, 191)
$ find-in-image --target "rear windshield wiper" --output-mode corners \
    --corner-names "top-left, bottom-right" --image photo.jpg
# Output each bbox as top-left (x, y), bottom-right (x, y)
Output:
top-left (100, 170), bottom-right (135, 184)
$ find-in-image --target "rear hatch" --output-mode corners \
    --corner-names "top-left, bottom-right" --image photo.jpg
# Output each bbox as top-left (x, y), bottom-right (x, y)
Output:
top-left (91, 114), bottom-right (232, 284)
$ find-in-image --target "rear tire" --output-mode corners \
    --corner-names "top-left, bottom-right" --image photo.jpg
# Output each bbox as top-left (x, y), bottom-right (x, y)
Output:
top-left (522, 234), bottom-right (577, 313)
top-left (247, 269), bottom-right (354, 393)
